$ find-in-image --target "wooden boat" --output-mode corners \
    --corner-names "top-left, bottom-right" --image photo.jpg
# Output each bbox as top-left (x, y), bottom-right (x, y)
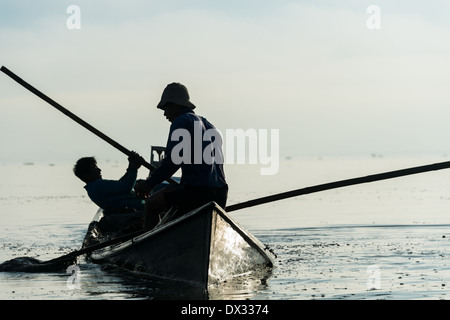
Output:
top-left (82, 201), bottom-right (276, 288)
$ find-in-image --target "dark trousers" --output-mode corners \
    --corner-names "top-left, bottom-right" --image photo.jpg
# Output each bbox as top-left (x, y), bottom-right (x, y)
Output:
top-left (164, 184), bottom-right (228, 218)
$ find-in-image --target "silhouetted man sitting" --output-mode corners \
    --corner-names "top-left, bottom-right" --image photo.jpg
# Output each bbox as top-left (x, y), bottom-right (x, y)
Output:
top-left (74, 152), bottom-right (145, 232)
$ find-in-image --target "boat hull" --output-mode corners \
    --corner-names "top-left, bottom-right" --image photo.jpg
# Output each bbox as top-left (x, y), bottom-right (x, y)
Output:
top-left (85, 202), bottom-right (275, 288)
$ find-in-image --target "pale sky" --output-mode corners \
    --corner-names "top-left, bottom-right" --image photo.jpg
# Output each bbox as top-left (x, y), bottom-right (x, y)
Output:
top-left (1, 0), bottom-right (450, 163)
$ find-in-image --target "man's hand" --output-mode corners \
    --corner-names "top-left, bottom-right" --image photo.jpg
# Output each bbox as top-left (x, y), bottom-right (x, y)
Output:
top-left (128, 151), bottom-right (145, 169)
top-left (134, 179), bottom-right (151, 199)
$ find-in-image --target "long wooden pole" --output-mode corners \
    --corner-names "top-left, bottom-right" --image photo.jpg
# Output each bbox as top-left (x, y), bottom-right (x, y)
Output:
top-left (1, 66), bottom-right (177, 185)
top-left (226, 160), bottom-right (450, 212)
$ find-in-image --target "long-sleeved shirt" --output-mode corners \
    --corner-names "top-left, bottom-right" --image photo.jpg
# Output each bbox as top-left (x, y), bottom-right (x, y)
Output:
top-left (84, 167), bottom-right (144, 213)
top-left (145, 110), bottom-right (227, 190)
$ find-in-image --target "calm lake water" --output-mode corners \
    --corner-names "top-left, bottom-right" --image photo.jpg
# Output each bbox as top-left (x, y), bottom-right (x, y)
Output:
top-left (2, 155), bottom-right (450, 300)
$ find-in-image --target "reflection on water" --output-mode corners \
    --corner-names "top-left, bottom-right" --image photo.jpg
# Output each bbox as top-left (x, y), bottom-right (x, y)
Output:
top-left (93, 265), bottom-right (273, 300)
top-left (0, 259), bottom-right (272, 300)
top-left (208, 267), bottom-right (273, 300)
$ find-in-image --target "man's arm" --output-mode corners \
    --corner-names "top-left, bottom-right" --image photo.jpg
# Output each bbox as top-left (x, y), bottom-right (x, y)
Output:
top-left (135, 117), bottom-right (190, 192)
top-left (108, 151), bottom-right (144, 194)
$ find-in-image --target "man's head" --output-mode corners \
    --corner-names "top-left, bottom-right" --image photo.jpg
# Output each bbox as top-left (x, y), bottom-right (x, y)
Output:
top-left (160, 103), bottom-right (189, 122)
top-left (73, 157), bottom-right (102, 183)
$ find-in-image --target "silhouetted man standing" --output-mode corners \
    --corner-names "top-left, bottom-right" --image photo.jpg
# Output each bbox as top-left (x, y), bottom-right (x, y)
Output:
top-left (135, 83), bottom-right (228, 229)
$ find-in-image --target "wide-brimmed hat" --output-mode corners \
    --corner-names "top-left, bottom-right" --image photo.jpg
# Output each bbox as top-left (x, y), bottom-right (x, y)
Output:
top-left (156, 83), bottom-right (196, 110)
